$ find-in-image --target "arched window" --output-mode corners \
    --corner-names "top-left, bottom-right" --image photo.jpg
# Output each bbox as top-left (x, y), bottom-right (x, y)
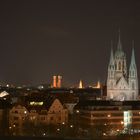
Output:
top-left (132, 92), bottom-right (135, 100)
top-left (122, 60), bottom-right (125, 70)
top-left (111, 71), bottom-right (113, 77)
top-left (133, 71), bottom-right (135, 77)
top-left (119, 62), bottom-right (121, 70)
top-left (132, 83), bottom-right (135, 89)
top-left (130, 71), bottom-right (132, 77)
top-left (115, 62), bottom-right (117, 70)
top-left (111, 82), bottom-right (113, 88)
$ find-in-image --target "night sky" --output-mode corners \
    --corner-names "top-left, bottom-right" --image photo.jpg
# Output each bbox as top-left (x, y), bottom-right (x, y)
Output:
top-left (0, 0), bottom-right (140, 87)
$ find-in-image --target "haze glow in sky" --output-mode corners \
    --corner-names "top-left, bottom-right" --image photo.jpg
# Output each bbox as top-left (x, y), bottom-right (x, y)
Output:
top-left (0, 0), bottom-right (140, 86)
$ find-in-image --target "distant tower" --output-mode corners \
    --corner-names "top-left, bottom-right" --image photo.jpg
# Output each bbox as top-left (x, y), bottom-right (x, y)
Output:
top-left (96, 81), bottom-right (101, 88)
top-left (79, 80), bottom-right (83, 89)
top-left (53, 76), bottom-right (57, 88)
top-left (57, 75), bottom-right (62, 88)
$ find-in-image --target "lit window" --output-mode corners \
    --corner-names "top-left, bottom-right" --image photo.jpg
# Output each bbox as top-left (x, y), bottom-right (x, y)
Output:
top-left (107, 114), bottom-right (111, 118)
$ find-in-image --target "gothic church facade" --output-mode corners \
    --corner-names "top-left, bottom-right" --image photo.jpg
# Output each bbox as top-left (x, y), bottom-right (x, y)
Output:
top-left (107, 35), bottom-right (138, 101)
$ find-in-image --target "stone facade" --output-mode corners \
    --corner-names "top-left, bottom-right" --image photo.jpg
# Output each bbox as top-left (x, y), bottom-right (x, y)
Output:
top-left (107, 35), bottom-right (138, 101)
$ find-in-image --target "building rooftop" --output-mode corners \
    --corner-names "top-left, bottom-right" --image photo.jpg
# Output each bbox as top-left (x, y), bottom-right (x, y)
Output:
top-left (75, 100), bottom-right (140, 111)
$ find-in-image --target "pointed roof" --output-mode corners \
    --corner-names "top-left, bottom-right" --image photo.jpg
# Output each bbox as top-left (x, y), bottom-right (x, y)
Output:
top-left (79, 80), bottom-right (83, 89)
top-left (117, 30), bottom-right (122, 51)
top-left (96, 81), bottom-right (101, 88)
top-left (116, 75), bottom-right (129, 89)
top-left (115, 30), bottom-right (125, 58)
top-left (109, 41), bottom-right (114, 65)
top-left (130, 44), bottom-right (136, 69)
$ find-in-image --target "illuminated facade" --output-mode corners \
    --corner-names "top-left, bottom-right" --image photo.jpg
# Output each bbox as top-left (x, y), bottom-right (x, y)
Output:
top-left (93, 81), bottom-right (101, 89)
top-left (53, 75), bottom-right (62, 88)
top-left (57, 75), bottom-right (62, 88)
top-left (9, 105), bottom-right (29, 135)
top-left (9, 98), bottom-right (68, 133)
top-left (28, 98), bottom-right (68, 125)
top-left (53, 76), bottom-right (57, 88)
top-left (107, 34), bottom-right (138, 101)
top-left (78, 80), bottom-right (83, 89)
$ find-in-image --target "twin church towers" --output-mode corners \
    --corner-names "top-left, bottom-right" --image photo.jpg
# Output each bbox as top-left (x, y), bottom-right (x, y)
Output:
top-left (107, 32), bottom-right (138, 101)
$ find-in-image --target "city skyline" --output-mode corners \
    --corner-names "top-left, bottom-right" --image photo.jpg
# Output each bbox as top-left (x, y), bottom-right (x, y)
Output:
top-left (1, 1), bottom-right (140, 139)
top-left (0, 0), bottom-right (140, 86)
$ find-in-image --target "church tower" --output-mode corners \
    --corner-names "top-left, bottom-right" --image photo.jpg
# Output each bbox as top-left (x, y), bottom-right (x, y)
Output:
top-left (114, 33), bottom-right (127, 81)
top-left (78, 80), bottom-right (83, 89)
top-left (107, 33), bottom-right (138, 101)
top-left (129, 46), bottom-right (138, 100)
top-left (107, 44), bottom-right (115, 99)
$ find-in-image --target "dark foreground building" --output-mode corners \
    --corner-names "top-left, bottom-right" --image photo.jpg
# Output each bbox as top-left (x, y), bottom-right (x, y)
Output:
top-left (74, 100), bottom-right (140, 136)
top-left (0, 95), bottom-right (11, 135)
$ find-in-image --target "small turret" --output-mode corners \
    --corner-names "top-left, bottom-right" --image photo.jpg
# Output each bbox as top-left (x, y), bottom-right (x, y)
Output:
top-left (108, 44), bottom-right (114, 69)
top-left (129, 47), bottom-right (137, 73)
top-left (108, 42), bottom-right (115, 79)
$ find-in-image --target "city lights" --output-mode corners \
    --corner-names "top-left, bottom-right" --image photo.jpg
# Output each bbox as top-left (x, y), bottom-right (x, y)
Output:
top-left (107, 114), bottom-right (111, 118)
top-left (70, 125), bottom-right (73, 128)
top-left (0, 0), bottom-right (139, 139)
top-left (30, 102), bottom-right (44, 106)
top-left (121, 121), bottom-right (124, 125)
top-left (0, 91), bottom-right (9, 98)
top-left (24, 111), bottom-right (27, 114)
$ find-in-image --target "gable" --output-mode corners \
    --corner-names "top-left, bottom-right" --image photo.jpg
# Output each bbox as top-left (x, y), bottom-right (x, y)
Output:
top-left (10, 105), bottom-right (28, 114)
top-left (116, 76), bottom-right (129, 89)
top-left (48, 99), bottom-right (64, 113)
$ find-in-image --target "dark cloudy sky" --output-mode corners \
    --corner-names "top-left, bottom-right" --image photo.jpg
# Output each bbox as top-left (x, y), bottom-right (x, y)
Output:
top-left (0, 0), bottom-right (140, 86)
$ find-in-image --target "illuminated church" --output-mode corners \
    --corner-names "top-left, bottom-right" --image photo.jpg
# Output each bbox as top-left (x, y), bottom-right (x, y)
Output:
top-left (107, 34), bottom-right (138, 101)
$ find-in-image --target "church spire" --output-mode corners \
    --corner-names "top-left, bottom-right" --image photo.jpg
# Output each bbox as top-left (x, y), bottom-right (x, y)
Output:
top-left (109, 41), bottom-right (114, 66)
top-left (78, 80), bottom-right (83, 89)
top-left (117, 29), bottom-right (122, 51)
top-left (130, 42), bottom-right (136, 69)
